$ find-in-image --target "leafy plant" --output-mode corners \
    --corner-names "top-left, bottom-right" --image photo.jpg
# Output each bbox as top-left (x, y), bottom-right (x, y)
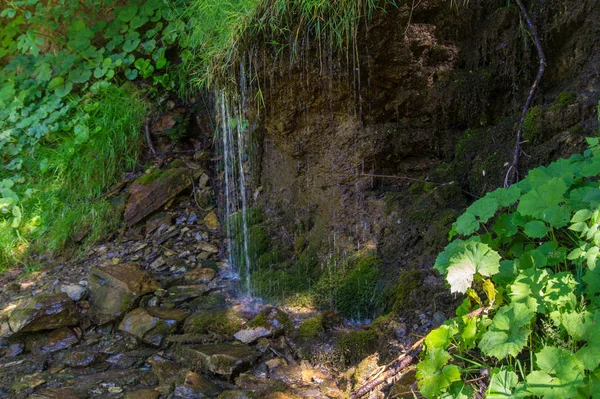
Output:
top-left (417, 138), bottom-right (600, 398)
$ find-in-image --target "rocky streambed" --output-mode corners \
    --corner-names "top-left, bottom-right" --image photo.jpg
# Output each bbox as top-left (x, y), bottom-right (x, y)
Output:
top-left (0, 164), bottom-right (433, 399)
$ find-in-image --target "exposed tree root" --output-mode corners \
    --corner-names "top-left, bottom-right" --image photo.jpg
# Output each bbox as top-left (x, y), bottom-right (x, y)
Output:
top-left (505, 0), bottom-right (546, 187)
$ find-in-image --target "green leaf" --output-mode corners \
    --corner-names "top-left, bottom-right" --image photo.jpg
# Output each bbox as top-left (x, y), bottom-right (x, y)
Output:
top-left (47, 77), bottom-right (64, 90)
top-left (1, 8), bottom-right (17, 18)
top-left (524, 220), bottom-right (550, 238)
top-left (469, 195), bottom-right (499, 224)
top-left (124, 68), bottom-right (138, 80)
top-left (417, 349), bottom-right (461, 399)
top-left (454, 212), bottom-right (479, 236)
top-left (446, 241), bottom-right (501, 294)
top-left (510, 268), bottom-right (549, 313)
top-left (118, 6), bottom-right (137, 22)
top-left (583, 267), bottom-right (600, 307)
top-left (517, 178), bottom-right (568, 219)
top-left (478, 302), bottom-right (534, 359)
top-left (526, 346), bottom-right (585, 399)
top-left (11, 206), bottom-right (22, 228)
top-left (123, 32), bottom-right (141, 52)
top-left (425, 323), bottom-right (458, 350)
top-left (488, 184), bottom-right (522, 207)
top-left (572, 209), bottom-right (593, 223)
top-left (54, 81), bottom-right (73, 97)
top-left (68, 68), bottom-right (92, 84)
top-left (487, 369), bottom-right (519, 398)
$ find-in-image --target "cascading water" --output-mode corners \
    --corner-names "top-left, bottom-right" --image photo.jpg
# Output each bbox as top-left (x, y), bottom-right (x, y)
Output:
top-left (217, 90), bottom-right (253, 295)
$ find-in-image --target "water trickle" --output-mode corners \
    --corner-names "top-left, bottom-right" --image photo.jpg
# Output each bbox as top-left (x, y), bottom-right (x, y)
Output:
top-left (218, 91), bottom-right (253, 295)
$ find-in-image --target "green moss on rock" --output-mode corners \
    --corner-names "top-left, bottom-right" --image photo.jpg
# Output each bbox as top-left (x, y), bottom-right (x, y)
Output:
top-left (297, 315), bottom-right (324, 339)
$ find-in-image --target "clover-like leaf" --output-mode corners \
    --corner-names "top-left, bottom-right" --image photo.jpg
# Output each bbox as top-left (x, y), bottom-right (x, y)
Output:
top-left (526, 346), bottom-right (585, 399)
top-left (479, 302), bottom-right (534, 359)
top-left (417, 349), bottom-right (461, 399)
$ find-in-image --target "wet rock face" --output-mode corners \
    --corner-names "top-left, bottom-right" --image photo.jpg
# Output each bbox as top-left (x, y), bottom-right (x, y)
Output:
top-left (7, 294), bottom-right (78, 334)
top-left (87, 263), bottom-right (160, 324)
top-left (119, 307), bottom-right (189, 347)
top-left (179, 343), bottom-right (259, 378)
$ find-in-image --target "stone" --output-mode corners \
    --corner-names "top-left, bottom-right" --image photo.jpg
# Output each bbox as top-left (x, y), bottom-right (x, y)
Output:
top-left (60, 284), bottom-right (86, 301)
top-left (125, 168), bottom-right (202, 226)
top-left (174, 370), bottom-right (222, 398)
top-left (198, 241), bottom-right (219, 253)
top-left (183, 308), bottom-right (245, 336)
top-left (106, 353), bottom-right (137, 369)
top-left (234, 307), bottom-right (291, 344)
top-left (233, 326), bottom-right (272, 344)
top-left (168, 284), bottom-right (211, 304)
top-left (216, 391), bottom-right (252, 399)
top-left (87, 263), bottom-right (160, 324)
top-left (7, 343), bottom-right (24, 357)
top-left (178, 343), bottom-right (259, 377)
top-left (119, 307), bottom-right (189, 347)
top-left (148, 354), bottom-right (187, 392)
top-left (184, 267), bottom-right (216, 284)
top-left (124, 389), bottom-right (160, 399)
top-left (63, 351), bottom-right (101, 368)
top-left (30, 327), bottom-right (79, 356)
top-left (28, 388), bottom-right (81, 399)
top-left (203, 211), bottom-right (220, 230)
top-left (8, 293), bottom-right (78, 334)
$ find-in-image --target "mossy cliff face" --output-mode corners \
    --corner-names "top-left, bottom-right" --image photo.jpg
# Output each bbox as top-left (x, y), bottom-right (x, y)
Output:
top-left (230, 0), bottom-right (600, 319)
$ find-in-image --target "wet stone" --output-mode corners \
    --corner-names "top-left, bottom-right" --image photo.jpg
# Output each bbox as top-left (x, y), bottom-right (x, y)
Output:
top-left (147, 354), bottom-right (187, 392)
top-left (119, 307), bottom-right (189, 347)
top-left (174, 370), bottom-right (222, 398)
top-left (8, 293), bottom-right (79, 334)
top-left (60, 284), bottom-right (86, 301)
top-left (30, 327), bottom-right (79, 356)
top-left (185, 267), bottom-right (216, 284)
top-left (198, 241), bottom-right (219, 253)
top-left (179, 343), bottom-right (259, 378)
top-left (27, 387), bottom-right (81, 399)
top-left (124, 389), bottom-right (160, 399)
top-left (168, 284), bottom-right (211, 304)
top-left (106, 353), bottom-right (137, 369)
top-left (63, 351), bottom-right (102, 368)
top-left (234, 307), bottom-right (291, 344)
top-left (87, 263), bottom-right (160, 324)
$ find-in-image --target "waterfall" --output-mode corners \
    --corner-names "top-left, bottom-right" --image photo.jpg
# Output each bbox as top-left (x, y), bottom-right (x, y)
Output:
top-left (217, 90), bottom-right (252, 295)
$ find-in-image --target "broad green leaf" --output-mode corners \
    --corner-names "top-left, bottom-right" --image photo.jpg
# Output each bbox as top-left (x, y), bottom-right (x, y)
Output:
top-left (510, 268), bottom-right (549, 313)
top-left (47, 76), bottom-right (64, 90)
top-left (526, 346), bottom-right (585, 399)
top-left (487, 369), bottom-right (519, 398)
top-left (417, 349), bottom-right (461, 399)
top-left (441, 382), bottom-right (472, 399)
top-left (454, 212), bottom-right (479, 236)
top-left (524, 221), bottom-right (550, 238)
top-left (488, 184), bottom-right (522, 207)
top-left (469, 195), bottom-right (499, 223)
top-left (118, 6), bottom-right (137, 22)
top-left (54, 81), bottom-right (73, 97)
top-left (425, 323), bottom-right (458, 350)
top-left (68, 68), bottom-right (92, 84)
top-left (517, 178), bottom-right (568, 219)
top-left (11, 206), bottom-right (22, 228)
top-left (572, 209), bottom-right (593, 223)
top-left (478, 302), bottom-right (534, 359)
top-left (1, 8), bottom-right (16, 18)
top-left (583, 267), bottom-right (600, 307)
top-left (446, 241), bottom-right (500, 294)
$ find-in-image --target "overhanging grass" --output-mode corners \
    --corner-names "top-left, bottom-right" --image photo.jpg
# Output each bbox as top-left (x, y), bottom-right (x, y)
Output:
top-left (0, 84), bottom-right (148, 270)
top-left (181, 0), bottom-right (398, 88)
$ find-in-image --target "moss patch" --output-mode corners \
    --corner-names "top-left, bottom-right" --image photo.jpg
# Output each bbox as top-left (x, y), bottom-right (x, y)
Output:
top-left (336, 329), bottom-right (378, 366)
top-left (136, 168), bottom-right (164, 185)
top-left (297, 315), bottom-right (324, 340)
top-left (522, 106), bottom-right (543, 143)
top-left (184, 308), bottom-right (245, 336)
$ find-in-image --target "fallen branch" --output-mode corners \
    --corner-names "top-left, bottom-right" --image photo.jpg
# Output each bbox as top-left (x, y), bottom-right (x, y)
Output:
top-left (504, 0), bottom-right (546, 187)
top-left (350, 337), bottom-right (425, 399)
